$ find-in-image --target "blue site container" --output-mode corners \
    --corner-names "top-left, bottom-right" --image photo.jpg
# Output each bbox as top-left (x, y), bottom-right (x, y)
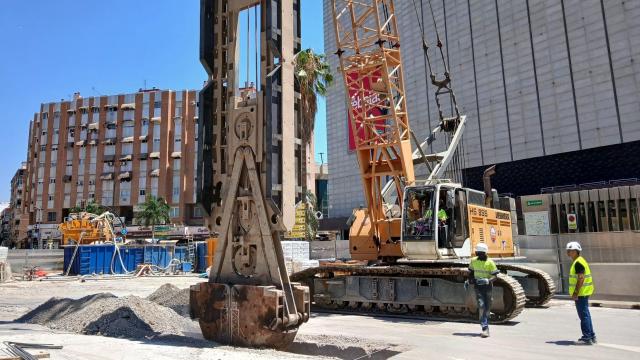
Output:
top-left (195, 242), bottom-right (208, 273)
top-left (174, 246), bottom-right (187, 262)
top-left (143, 244), bottom-right (175, 269)
top-left (65, 245), bottom-right (177, 275)
top-left (63, 244), bottom-right (116, 275)
top-left (174, 246), bottom-right (192, 272)
top-left (113, 246), bottom-right (144, 273)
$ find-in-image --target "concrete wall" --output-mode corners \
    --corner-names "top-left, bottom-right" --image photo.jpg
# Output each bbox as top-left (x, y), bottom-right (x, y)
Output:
top-left (309, 240), bottom-right (350, 260)
top-left (7, 249), bottom-right (64, 273)
top-left (324, 0), bottom-right (640, 217)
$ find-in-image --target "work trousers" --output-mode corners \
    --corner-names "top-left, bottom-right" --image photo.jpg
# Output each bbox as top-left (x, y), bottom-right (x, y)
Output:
top-left (475, 283), bottom-right (492, 330)
top-left (575, 296), bottom-right (596, 340)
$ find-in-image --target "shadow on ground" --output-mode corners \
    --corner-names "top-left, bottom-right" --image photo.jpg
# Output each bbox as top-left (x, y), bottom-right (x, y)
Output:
top-left (452, 332), bottom-right (482, 337)
top-left (546, 340), bottom-right (577, 346)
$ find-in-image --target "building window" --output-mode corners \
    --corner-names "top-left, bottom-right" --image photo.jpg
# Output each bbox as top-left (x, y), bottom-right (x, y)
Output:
top-left (139, 189), bottom-right (146, 196)
top-left (193, 206), bottom-right (203, 218)
top-left (169, 207), bottom-right (180, 218)
top-left (49, 179), bottom-right (56, 184)
top-left (40, 145), bottom-right (46, 151)
top-left (47, 212), bottom-right (56, 222)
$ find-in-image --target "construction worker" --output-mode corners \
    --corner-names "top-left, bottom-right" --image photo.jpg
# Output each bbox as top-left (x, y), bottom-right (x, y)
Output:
top-left (466, 242), bottom-right (499, 338)
top-left (423, 200), bottom-right (448, 223)
top-left (566, 241), bottom-right (596, 344)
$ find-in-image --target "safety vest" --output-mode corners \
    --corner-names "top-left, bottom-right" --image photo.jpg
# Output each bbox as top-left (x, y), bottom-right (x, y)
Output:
top-left (470, 257), bottom-right (498, 280)
top-left (569, 256), bottom-right (594, 297)
top-left (424, 209), bottom-right (448, 221)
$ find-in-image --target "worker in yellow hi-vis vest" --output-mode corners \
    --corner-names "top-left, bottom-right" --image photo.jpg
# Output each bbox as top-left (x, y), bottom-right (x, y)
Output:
top-left (566, 241), bottom-right (596, 345)
top-left (465, 242), bottom-right (499, 338)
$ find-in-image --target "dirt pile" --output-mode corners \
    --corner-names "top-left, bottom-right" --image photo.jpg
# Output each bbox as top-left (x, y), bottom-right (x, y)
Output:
top-left (18, 292), bottom-right (196, 339)
top-left (146, 283), bottom-right (191, 317)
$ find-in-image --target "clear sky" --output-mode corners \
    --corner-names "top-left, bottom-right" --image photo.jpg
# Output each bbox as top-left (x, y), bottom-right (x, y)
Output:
top-left (0, 0), bottom-right (327, 201)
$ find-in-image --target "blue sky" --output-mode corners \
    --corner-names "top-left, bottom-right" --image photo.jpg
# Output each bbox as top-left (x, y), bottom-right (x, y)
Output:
top-left (0, 0), bottom-right (327, 201)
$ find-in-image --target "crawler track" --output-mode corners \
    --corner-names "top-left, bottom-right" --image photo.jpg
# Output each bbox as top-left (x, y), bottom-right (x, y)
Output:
top-left (291, 264), bottom-right (526, 323)
top-left (496, 263), bottom-right (556, 307)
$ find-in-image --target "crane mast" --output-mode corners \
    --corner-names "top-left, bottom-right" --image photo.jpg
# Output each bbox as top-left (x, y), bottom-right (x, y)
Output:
top-left (332, 0), bottom-right (415, 243)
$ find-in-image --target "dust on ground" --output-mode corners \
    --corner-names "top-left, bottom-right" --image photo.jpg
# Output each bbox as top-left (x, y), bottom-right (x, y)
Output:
top-left (15, 282), bottom-right (406, 359)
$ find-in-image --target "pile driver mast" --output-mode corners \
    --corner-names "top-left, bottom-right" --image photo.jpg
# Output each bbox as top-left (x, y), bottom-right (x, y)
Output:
top-left (191, 0), bottom-right (310, 349)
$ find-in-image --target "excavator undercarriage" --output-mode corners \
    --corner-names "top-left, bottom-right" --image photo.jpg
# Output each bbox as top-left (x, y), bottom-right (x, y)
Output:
top-left (292, 261), bottom-right (555, 324)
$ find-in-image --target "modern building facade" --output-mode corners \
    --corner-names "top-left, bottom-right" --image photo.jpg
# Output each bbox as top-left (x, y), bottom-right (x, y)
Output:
top-left (22, 89), bottom-right (202, 247)
top-left (323, 0), bottom-right (640, 217)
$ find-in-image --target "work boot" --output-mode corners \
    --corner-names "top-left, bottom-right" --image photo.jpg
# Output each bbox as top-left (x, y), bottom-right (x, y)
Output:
top-left (481, 328), bottom-right (489, 338)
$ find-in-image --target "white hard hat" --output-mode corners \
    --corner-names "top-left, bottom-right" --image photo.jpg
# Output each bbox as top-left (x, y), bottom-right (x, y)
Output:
top-left (566, 241), bottom-right (582, 251)
top-left (475, 243), bottom-right (489, 253)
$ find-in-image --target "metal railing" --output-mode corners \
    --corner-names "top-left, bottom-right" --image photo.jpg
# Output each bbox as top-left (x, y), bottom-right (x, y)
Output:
top-left (541, 178), bottom-right (639, 194)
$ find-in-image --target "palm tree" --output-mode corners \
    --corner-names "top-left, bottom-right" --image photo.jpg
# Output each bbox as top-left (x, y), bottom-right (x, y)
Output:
top-left (304, 190), bottom-right (319, 241)
top-left (134, 196), bottom-right (171, 241)
top-left (294, 49), bottom-right (333, 143)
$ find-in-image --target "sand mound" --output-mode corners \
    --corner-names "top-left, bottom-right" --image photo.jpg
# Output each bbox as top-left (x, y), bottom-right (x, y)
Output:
top-left (19, 292), bottom-right (196, 339)
top-left (147, 283), bottom-right (191, 317)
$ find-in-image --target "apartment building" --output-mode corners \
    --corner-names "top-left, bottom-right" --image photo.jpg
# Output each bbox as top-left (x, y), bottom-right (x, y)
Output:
top-left (0, 203), bottom-right (9, 246)
top-left (3, 163), bottom-right (28, 246)
top-left (22, 89), bottom-right (202, 247)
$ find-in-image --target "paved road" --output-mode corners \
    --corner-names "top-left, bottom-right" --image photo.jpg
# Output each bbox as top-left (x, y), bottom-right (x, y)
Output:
top-left (299, 302), bottom-right (640, 360)
top-left (1, 277), bottom-right (639, 359)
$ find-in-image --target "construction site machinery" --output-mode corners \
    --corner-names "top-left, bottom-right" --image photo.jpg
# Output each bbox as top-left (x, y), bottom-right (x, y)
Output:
top-left (59, 212), bottom-right (117, 245)
top-left (191, 0), bottom-right (310, 349)
top-left (291, 0), bottom-right (554, 323)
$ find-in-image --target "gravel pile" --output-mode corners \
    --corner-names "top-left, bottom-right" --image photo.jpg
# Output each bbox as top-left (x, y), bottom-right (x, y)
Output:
top-left (18, 292), bottom-right (196, 339)
top-left (146, 283), bottom-right (191, 317)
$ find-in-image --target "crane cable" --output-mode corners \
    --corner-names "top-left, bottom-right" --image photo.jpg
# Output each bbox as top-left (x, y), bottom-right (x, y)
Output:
top-left (410, 0), bottom-right (466, 183)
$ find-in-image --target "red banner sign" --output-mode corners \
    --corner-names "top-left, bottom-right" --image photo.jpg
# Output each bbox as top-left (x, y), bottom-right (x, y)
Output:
top-left (347, 71), bottom-right (386, 151)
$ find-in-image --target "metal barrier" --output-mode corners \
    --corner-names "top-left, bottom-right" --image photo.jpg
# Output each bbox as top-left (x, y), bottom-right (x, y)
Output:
top-left (516, 232), bottom-right (640, 300)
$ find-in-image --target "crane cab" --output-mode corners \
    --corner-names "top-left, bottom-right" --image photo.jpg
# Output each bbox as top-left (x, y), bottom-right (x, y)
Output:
top-left (400, 181), bottom-right (515, 260)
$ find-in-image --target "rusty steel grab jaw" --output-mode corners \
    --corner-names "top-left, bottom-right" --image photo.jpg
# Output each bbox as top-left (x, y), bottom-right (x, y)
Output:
top-left (191, 147), bottom-right (310, 348)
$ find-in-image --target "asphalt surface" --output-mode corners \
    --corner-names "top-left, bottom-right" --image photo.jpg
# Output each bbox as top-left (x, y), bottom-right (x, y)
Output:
top-left (1, 276), bottom-right (639, 359)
